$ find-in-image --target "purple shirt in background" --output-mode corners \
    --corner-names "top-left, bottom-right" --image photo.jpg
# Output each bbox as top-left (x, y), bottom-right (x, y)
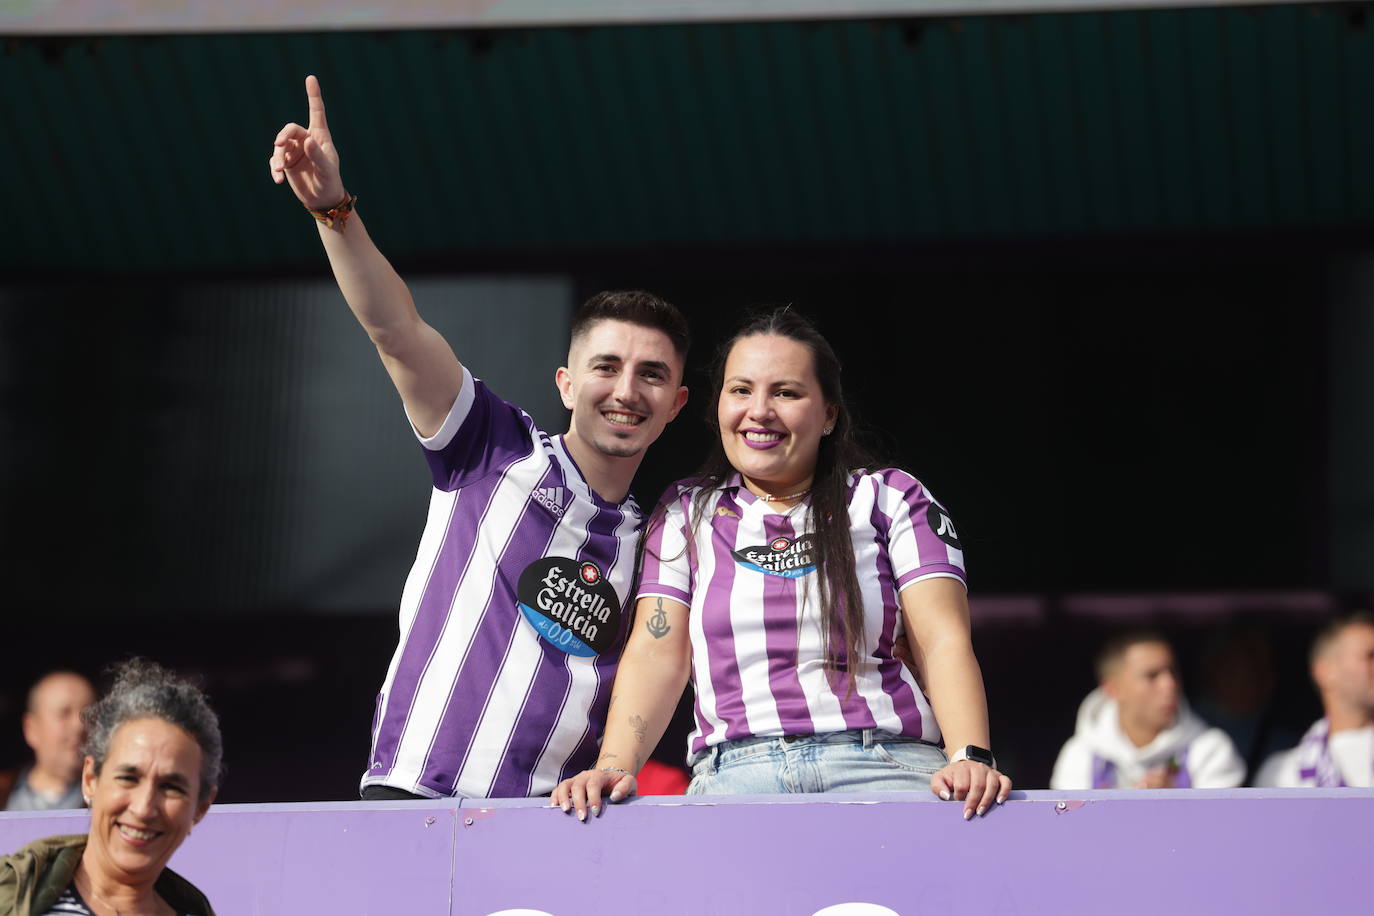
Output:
top-left (362, 367), bottom-right (641, 799)
top-left (639, 469), bottom-right (966, 762)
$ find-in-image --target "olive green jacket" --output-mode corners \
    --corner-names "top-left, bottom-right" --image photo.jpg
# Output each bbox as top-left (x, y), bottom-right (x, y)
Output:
top-left (0, 834), bottom-right (215, 916)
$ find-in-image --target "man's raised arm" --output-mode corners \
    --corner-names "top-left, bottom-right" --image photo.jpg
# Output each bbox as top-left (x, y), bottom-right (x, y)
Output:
top-left (269, 75), bottom-right (462, 438)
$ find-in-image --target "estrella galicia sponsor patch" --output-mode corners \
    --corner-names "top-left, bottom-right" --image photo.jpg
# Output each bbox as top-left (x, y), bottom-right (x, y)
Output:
top-left (928, 505), bottom-right (961, 549)
top-left (731, 535), bottom-right (817, 578)
top-left (517, 558), bottom-right (621, 657)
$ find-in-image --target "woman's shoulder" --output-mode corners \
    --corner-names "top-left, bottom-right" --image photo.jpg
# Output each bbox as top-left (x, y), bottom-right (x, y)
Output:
top-left (848, 466), bottom-right (929, 493)
top-left (655, 475), bottom-right (723, 504)
top-left (156, 866), bottom-right (217, 916)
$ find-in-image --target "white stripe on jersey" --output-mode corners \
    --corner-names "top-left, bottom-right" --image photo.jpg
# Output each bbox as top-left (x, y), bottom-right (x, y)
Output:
top-left (396, 447), bottom-right (552, 793)
top-left (527, 503), bottom-right (641, 791)
top-left (458, 477), bottom-right (599, 796)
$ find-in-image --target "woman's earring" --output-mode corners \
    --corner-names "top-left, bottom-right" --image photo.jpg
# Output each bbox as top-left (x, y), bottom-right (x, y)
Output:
top-left (822, 426), bottom-right (834, 435)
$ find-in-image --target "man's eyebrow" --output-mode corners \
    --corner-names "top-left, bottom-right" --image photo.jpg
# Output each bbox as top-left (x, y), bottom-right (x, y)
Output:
top-left (585, 353), bottom-right (624, 366)
top-left (637, 359), bottom-right (672, 375)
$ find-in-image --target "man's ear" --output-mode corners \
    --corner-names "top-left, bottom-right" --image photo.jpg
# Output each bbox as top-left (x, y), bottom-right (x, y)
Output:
top-left (1311, 655), bottom-right (1333, 693)
top-left (555, 367), bottom-right (575, 410)
top-left (668, 385), bottom-right (689, 422)
top-left (21, 713), bottom-right (37, 753)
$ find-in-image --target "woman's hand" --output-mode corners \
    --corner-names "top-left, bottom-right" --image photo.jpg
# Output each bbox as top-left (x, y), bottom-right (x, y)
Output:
top-left (269, 75), bottom-right (346, 209)
top-left (551, 768), bottom-right (637, 821)
top-left (930, 760), bottom-right (1011, 820)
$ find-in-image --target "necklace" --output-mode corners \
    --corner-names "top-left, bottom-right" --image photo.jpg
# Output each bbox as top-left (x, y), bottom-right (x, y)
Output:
top-left (76, 869), bottom-right (123, 916)
top-left (758, 487), bottom-right (811, 502)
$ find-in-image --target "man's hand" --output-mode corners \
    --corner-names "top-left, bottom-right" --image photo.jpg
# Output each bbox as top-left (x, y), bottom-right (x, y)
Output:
top-left (930, 760), bottom-right (1011, 820)
top-left (550, 768), bottom-right (637, 822)
top-left (1136, 765), bottom-right (1176, 789)
top-left (269, 75), bottom-right (346, 209)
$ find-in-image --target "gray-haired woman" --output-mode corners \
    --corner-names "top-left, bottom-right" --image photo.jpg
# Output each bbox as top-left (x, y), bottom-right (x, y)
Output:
top-left (0, 659), bottom-right (221, 915)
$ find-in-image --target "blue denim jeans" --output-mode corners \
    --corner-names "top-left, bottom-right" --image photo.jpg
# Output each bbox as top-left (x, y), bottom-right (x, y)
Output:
top-left (686, 729), bottom-right (947, 795)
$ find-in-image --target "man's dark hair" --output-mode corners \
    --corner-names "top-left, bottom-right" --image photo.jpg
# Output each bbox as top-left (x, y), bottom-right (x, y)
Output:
top-left (570, 290), bottom-right (691, 365)
top-left (1095, 631), bottom-right (1173, 683)
top-left (1309, 610), bottom-right (1374, 667)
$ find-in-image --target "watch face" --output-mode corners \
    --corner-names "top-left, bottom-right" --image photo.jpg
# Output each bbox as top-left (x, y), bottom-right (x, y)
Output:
top-left (967, 745), bottom-right (995, 765)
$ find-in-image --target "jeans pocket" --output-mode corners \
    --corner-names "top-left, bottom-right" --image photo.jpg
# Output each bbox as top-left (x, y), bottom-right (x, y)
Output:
top-left (871, 741), bottom-right (946, 776)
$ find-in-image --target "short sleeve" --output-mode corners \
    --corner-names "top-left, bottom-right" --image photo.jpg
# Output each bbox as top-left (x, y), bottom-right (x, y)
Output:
top-left (410, 366), bottom-right (538, 492)
top-left (637, 484), bottom-right (694, 605)
top-left (873, 469), bottom-right (968, 591)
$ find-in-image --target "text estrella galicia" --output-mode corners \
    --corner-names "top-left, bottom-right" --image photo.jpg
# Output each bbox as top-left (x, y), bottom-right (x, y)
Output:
top-left (731, 534), bottom-right (817, 579)
top-left (516, 558), bottom-right (621, 657)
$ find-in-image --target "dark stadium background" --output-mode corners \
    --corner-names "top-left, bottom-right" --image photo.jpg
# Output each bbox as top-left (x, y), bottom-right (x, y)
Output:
top-left (4, 3), bottom-right (1373, 799)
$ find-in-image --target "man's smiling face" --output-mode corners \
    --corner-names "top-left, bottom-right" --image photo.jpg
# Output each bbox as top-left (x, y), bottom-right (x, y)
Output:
top-left (557, 318), bottom-right (688, 463)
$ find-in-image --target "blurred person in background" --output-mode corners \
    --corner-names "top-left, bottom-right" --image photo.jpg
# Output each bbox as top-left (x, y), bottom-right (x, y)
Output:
top-left (0, 659), bottom-right (221, 916)
top-left (2, 672), bottom-right (95, 812)
top-left (1255, 613), bottom-right (1374, 788)
top-left (1051, 632), bottom-right (1244, 789)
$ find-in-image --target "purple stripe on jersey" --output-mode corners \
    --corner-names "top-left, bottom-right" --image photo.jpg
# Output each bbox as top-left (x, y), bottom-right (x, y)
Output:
top-left (695, 491), bottom-right (752, 754)
top-left (418, 488), bottom-right (562, 794)
top-left (1174, 749), bottom-right (1192, 789)
top-left (491, 501), bottom-right (631, 797)
top-left (888, 469), bottom-right (967, 587)
top-left (423, 379), bottom-right (536, 492)
top-left (372, 478), bottom-right (504, 783)
top-left (1092, 755), bottom-right (1116, 789)
top-left (761, 513), bottom-right (816, 737)
top-left (867, 487), bottom-right (924, 737)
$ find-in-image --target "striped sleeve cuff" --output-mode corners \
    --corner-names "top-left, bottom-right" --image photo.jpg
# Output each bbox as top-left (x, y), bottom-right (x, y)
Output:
top-left (410, 365), bottom-right (476, 452)
top-left (636, 585), bottom-right (692, 606)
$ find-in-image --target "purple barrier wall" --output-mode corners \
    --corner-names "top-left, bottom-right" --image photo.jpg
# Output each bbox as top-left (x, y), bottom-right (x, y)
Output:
top-left (3, 789), bottom-right (1369, 915)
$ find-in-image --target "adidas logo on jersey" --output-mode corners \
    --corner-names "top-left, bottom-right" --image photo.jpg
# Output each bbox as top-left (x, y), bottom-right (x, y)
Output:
top-left (533, 487), bottom-right (567, 518)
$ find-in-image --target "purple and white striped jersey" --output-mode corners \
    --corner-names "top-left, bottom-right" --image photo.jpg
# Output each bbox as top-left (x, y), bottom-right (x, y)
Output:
top-left (362, 367), bottom-right (640, 799)
top-left (639, 469), bottom-right (966, 760)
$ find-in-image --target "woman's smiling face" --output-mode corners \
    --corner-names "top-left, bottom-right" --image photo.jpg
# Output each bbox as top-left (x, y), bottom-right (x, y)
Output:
top-left (718, 333), bottom-right (837, 498)
top-left (82, 717), bottom-right (212, 886)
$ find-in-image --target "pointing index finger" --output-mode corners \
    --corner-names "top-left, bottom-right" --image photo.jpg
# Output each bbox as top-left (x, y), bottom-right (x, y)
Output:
top-left (305, 74), bottom-right (329, 133)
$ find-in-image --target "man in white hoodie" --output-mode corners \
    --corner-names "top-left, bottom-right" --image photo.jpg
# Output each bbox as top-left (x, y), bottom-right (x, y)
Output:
top-left (1051, 632), bottom-right (1245, 789)
top-left (1254, 613), bottom-right (1374, 788)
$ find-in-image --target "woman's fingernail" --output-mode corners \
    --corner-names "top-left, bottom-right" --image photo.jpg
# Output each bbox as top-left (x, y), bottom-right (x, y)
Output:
top-left (963, 809), bottom-right (973, 821)
top-left (977, 806), bottom-right (987, 817)
top-left (577, 809), bottom-right (586, 822)
top-left (940, 791), bottom-right (951, 801)
top-left (560, 801), bottom-right (569, 812)
top-left (592, 805), bottom-right (601, 818)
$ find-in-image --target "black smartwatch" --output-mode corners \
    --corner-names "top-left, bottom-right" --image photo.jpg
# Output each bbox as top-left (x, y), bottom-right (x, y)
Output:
top-left (949, 745), bottom-right (996, 768)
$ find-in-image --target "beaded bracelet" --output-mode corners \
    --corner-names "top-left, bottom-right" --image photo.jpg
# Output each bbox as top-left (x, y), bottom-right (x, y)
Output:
top-left (307, 192), bottom-right (357, 230)
top-left (598, 766), bottom-right (633, 778)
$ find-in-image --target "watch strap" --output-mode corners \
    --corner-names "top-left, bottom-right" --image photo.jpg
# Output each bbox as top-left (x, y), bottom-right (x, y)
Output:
top-left (949, 745), bottom-right (996, 768)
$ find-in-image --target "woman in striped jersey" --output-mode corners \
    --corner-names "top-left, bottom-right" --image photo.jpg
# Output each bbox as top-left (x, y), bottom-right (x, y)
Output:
top-left (554, 309), bottom-right (1011, 821)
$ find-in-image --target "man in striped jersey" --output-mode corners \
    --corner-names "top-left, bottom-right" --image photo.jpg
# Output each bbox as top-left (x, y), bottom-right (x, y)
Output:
top-left (270, 77), bottom-right (690, 799)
